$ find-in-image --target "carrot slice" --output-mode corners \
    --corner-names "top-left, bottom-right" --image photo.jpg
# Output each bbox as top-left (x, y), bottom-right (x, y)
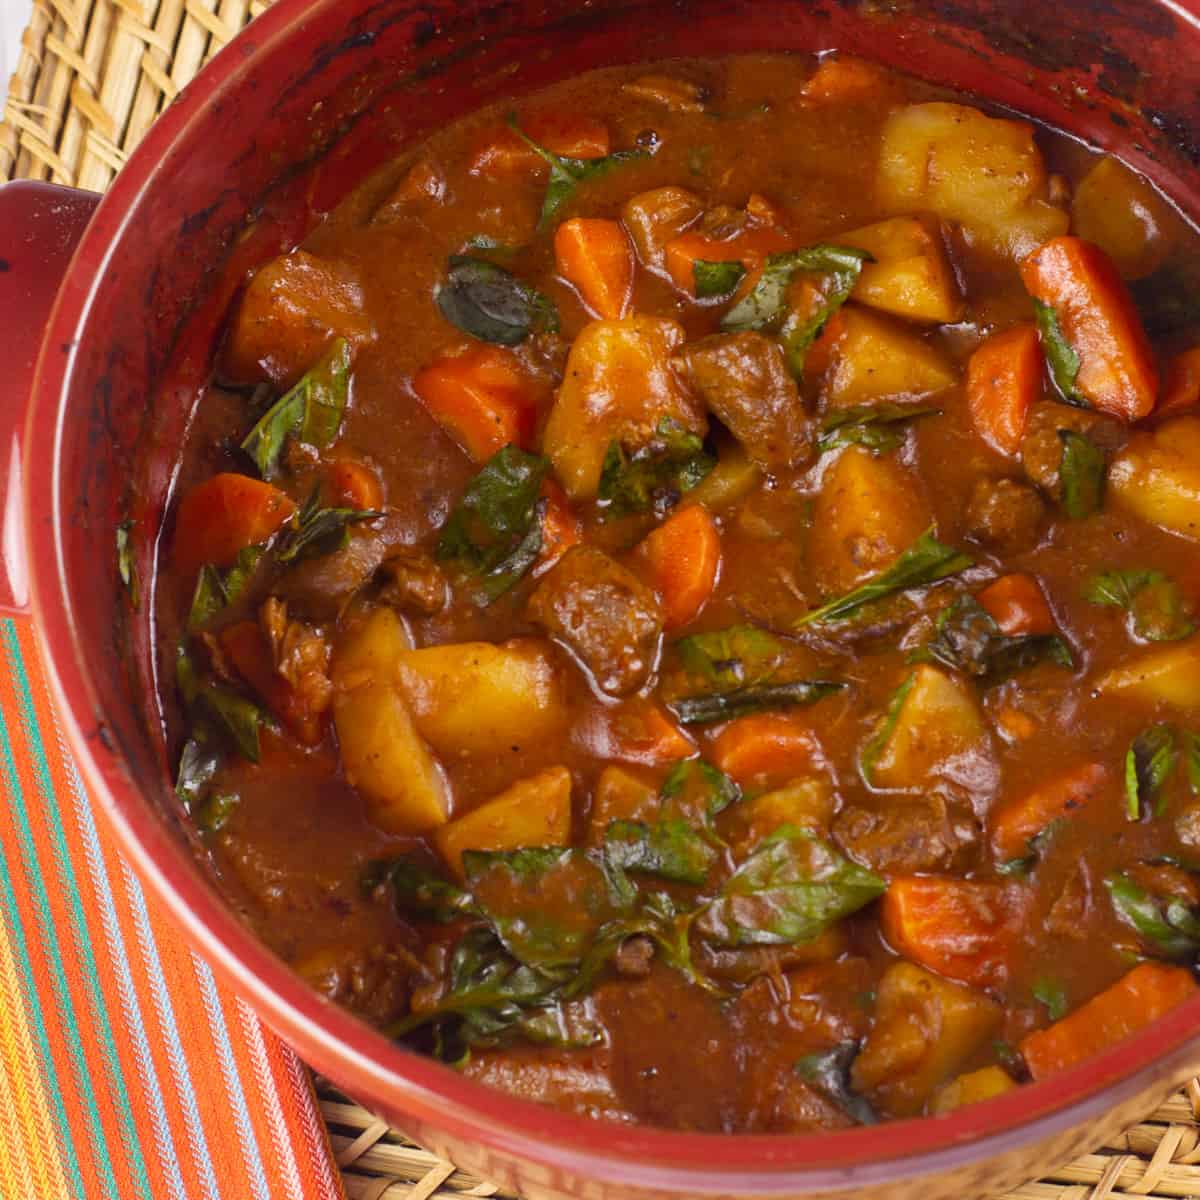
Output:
top-left (663, 226), bottom-right (793, 298)
top-left (803, 308), bottom-right (849, 377)
top-left (534, 479), bottom-right (582, 576)
top-left (966, 323), bottom-right (1043, 455)
top-left (327, 459), bottom-right (384, 511)
top-left (220, 621), bottom-right (326, 746)
top-left (977, 573), bottom-right (1055, 637)
top-left (634, 504), bottom-right (721, 631)
top-left (1019, 962), bottom-right (1197, 1080)
top-left (412, 345), bottom-right (535, 463)
top-left (709, 713), bottom-right (820, 787)
top-left (801, 56), bottom-right (899, 103)
top-left (881, 877), bottom-right (1019, 990)
top-left (991, 762), bottom-right (1109, 863)
top-left (470, 113), bottom-right (610, 179)
top-left (1020, 236), bottom-right (1159, 421)
top-left (174, 474), bottom-right (296, 575)
top-left (606, 698), bottom-right (695, 766)
top-left (554, 218), bottom-right (635, 320)
top-left (1158, 347), bottom-right (1200, 419)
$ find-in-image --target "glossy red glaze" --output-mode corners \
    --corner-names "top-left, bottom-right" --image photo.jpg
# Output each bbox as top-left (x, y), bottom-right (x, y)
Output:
top-left (10, 2), bottom-right (1200, 1197)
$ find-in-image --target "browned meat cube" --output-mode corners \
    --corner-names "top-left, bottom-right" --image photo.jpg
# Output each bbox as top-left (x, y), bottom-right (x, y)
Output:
top-left (527, 545), bottom-right (663, 696)
top-left (622, 74), bottom-right (709, 113)
top-left (378, 548), bottom-right (448, 616)
top-left (1020, 401), bottom-right (1126, 497)
top-left (673, 332), bottom-right (811, 469)
top-left (832, 793), bottom-right (979, 876)
top-left (277, 526), bottom-right (402, 621)
top-left (963, 476), bottom-right (1046, 553)
top-left (621, 187), bottom-right (704, 273)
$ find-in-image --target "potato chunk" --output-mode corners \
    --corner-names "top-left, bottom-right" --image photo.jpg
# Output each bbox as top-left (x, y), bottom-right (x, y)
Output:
top-left (930, 1066), bottom-right (1016, 1115)
top-left (1097, 638), bottom-right (1200, 708)
top-left (222, 250), bottom-right (374, 387)
top-left (542, 317), bottom-right (707, 499)
top-left (867, 665), bottom-right (988, 791)
top-left (331, 609), bottom-right (449, 834)
top-left (434, 767), bottom-right (572, 879)
top-left (395, 639), bottom-right (567, 757)
top-left (851, 961), bottom-right (1001, 1117)
top-left (878, 102), bottom-right (1068, 260)
top-left (840, 216), bottom-right (962, 324)
top-left (820, 308), bottom-right (957, 408)
top-left (1071, 157), bottom-right (1173, 280)
top-left (809, 446), bottom-right (932, 592)
top-left (1109, 416), bottom-right (1200, 541)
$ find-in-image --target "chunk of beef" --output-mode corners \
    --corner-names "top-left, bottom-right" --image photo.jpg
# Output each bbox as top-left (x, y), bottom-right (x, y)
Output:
top-left (292, 942), bottom-right (416, 1026)
top-left (276, 524), bottom-right (404, 621)
top-left (1020, 401), bottom-right (1126, 496)
top-left (1044, 866), bottom-right (1093, 940)
top-left (613, 935), bottom-right (655, 979)
top-left (621, 187), bottom-right (704, 273)
top-left (622, 74), bottom-right (709, 113)
top-left (963, 476), bottom-right (1046, 553)
top-left (833, 793), bottom-right (979, 875)
top-left (527, 545), bottom-right (663, 696)
top-left (673, 332), bottom-right (811, 469)
top-left (378, 548), bottom-right (447, 616)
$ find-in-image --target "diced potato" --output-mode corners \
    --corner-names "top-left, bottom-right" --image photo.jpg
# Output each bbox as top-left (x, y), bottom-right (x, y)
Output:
top-left (331, 609), bottom-right (448, 834)
top-left (820, 307), bottom-right (957, 408)
top-left (851, 961), bottom-right (1002, 1117)
top-left (434, 767), bottom-right (572, 879)
top-left (395, 639), bottom-right (567, 757)
top-left (1097, 638), bottom-right (1200, 708)
top-left (586, 765), bottom-right (659, 846)
top-left (731, 777), bottom-right (835, 850)
top-left (869, 665), bottom-right (988, 791)
top-left (840, 216), bottom-right (963, 324)
top-left (878, 102), bottom-right (1069, 260)
top-left (222, 250), bottom-right (374, 388)
top-left (1071, 157), bottom-right (1173, 280)
top-left (809, 446), bottom-right (932, 592)
top-left (1109, 416), bottom-right (1200, 542)
top-left (685, 441), bottom-right (762, 511)
top-left (542, 317), bottom-right (707, 499)
top-left (930, 1066), bottom-right (1017, 1115)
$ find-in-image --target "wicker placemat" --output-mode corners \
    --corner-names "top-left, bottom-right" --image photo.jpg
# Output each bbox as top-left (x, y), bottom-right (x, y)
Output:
top-left (7, 6), bottom-right (1200, 1199)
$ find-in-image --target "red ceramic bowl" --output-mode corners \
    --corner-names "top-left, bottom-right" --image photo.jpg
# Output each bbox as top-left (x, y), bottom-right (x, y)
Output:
top-left (4, 2), bottom-right (1200, 1196)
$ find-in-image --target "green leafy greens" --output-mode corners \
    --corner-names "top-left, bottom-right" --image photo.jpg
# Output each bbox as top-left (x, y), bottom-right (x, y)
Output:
top-left (817, 403), bottom-right (941, 456)
top-left (435, 255), bottom-right (559, 345)
top-left (1032, 977), bottom-right (1069, 1021)
top-left (187, 546), bottom-right (263, 631)
top-left (693, 259), bottom-right (746, 299)
top-left (1032, 299), bottom-right (1083, 406)
top-left (858, 672), bottom-right (916, 787)
top-left (597, 418), bottom-right (714, 520)
top-left (1125, 724), bottom-right (1179, 820)
top-left (1057, 430), bottom-right (1106, 519)
top-left (1083, 568), bottom-right (1195, 643)
top-left (275, 489), bottom-right (383, 566)
top-left (795, 1042), bottom-right (878, 1125)
top-left (1106, 871), bottom-right (1200, 960)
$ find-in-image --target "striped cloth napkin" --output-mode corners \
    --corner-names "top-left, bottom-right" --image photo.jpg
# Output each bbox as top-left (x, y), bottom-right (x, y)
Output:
top-left (0, 615), bottom-right (346, 1199)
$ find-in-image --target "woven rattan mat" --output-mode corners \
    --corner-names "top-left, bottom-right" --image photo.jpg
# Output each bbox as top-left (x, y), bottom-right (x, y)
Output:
top-left (7, 4), bottom-right (1200, 1198)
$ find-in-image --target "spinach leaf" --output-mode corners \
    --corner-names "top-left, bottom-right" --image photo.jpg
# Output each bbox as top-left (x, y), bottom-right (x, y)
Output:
top-left (794, 1041), bottom-right (878, 1125)
top-left (918, 594), bottom-right (1073, 681)
top-left (795, 529), bottom-right (973, 628)
top-left (383, 858), bottom-right (479, 923)
top-left (604, 818), bottom-right (717, 887)
top-left (275, 489), bottom-right (383, 566)
top-left (193, 792), bottom-right (240, 835)
top-left (696, 825), bottom-right (886, 946)
top-left (721, 245), bottom-right (868, 334)
top-left (1083, 568), bottom-right (1195, 643)
top-left (116, 520), bottom-right (139, 609)
top-left (817, 403), bottom-right (941, 456)
top-left (435, 255), bottom-right (559, 345)
top-left (858, 672), bottom-right (916, 788)
top-left (1058, 430), bottom-right (1106, 519)
top-left (1032, 299), bottom-right (1083, 406)
top-left (1032, 977), bottom-right (1068, 1021)
top-left (1125, 724), bottom-right (1178, 820)
top-left (674, 624), bottom-right (786, 688)
top-left (597, 418), bottom-right (715, 520)
top-left (660, 758), bottom-right (740, 826)
top-left (668, 681), bottom-right (844, 726)
top-left (241, 338), bottom-right (351, 478)
top-left (1185, 731), bottom-right (1200, 797)
top-left (197, 685), bottom-right (265, 763)
top-left (694, 259), bottom-right (746, 299)
top-left (1105, 871), bottom-right (1200, 959)
top-left (437, 446), bottom-right (549, 602)
top-left (187, 546), bottom-right (263, 631)
top-left (176, 733), bottom-right (220, 811)
top-left (508, 115), bottom-right (653, 226)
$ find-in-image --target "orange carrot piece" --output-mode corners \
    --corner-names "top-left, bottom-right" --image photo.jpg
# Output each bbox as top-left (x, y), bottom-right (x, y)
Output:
top-left (803, 307), bottom-right (849, 377)
top-left (634, 504), bottom-right (721, 631)
top-left (327, 459), bottom-right (384, 511)
top-left (1019, 962), bottom-right (1197, 1080)
top-left (991, 762), bottom-right (1109, 863)
top-left (1158, 347), bottom-right (1200, 419)
top-left (554, 218), bottom-right (635, 320)
top-left (1020, 236), bottom-right (1159, 421)
top-left (882, 877), bottom-right (1019, 990)
top-left (220, 621), bottom-right (325, 746)
top-left (534, 479), bottom-right (582, 576)
top-left (412, 345), bottom-right (535, 462)
top-left (709, 713), bottom-right (820, 787)
top-left (801, 56), bottom-right (899, 103)
top-left (967, 324), bottom-right (1043, 455)
top-left (174, 474), bottom-right (296, 575)
top-left (977, 573), bottom-right (1055, 637)
top-left (606, 698), bottom-right (696, 766)
top-left (745, 192), bottom-right (790, 229)
top-left (470, 113), bottom-right (610, 179)
top-left (663, 226), bottom-right (793, 298)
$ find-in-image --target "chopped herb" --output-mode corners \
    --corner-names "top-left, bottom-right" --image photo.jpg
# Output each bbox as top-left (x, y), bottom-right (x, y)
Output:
top-left (669, 681), bottom-right (844, 727)
top-left (508, 114), bottom-right (652, 226)
top-left (275, 489), bottom-right (383, 566)
top-left (795, 1042), bottom-right (878, 1125)
top-left (1032, 977), bottom-right (1068, 1021)
top-left (435, 255), bottom-right (558, 345)
top-left (1032, 299), bottom-right (1083, 406)
top-left (437, 446), bottom-right (549, 603)
top-left (796, 529), bottom-right (973, 628)
top-left (696, 825), bottom-right (886, 947)
top-left (817, 403), bottom-right (941, 456)
top-left (1057, 430), bottom-right (1106, 519)
top-left (597, 417), bottom-right (714, 520)
top-left (1105, 871), bottom-right (1200, 960)
top-left (858, 673), bottom-right (916, 787)
top-left (1083, 568), bottom-right (1195, 643)
top-left (1125, 724), bottom-right (1178, 820)
top-left (693, 259), bottom-right (746, 299)
top-left (187, 546), bottom-right (263, 631)
top-left (241, 338), bottom-right (351, 479)
top-left (196, 685), bottom-right (264, 764)
top-left (116, 520), bottom-right (139, 608)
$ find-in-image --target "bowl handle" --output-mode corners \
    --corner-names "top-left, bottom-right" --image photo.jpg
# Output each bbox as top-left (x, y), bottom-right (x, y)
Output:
top-left (0, 181), bottom-right (100, 616)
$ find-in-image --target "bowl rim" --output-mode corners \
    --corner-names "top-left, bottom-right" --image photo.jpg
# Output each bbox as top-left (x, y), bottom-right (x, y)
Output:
top-left (25, 0), bottom-right (1200, 1190)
